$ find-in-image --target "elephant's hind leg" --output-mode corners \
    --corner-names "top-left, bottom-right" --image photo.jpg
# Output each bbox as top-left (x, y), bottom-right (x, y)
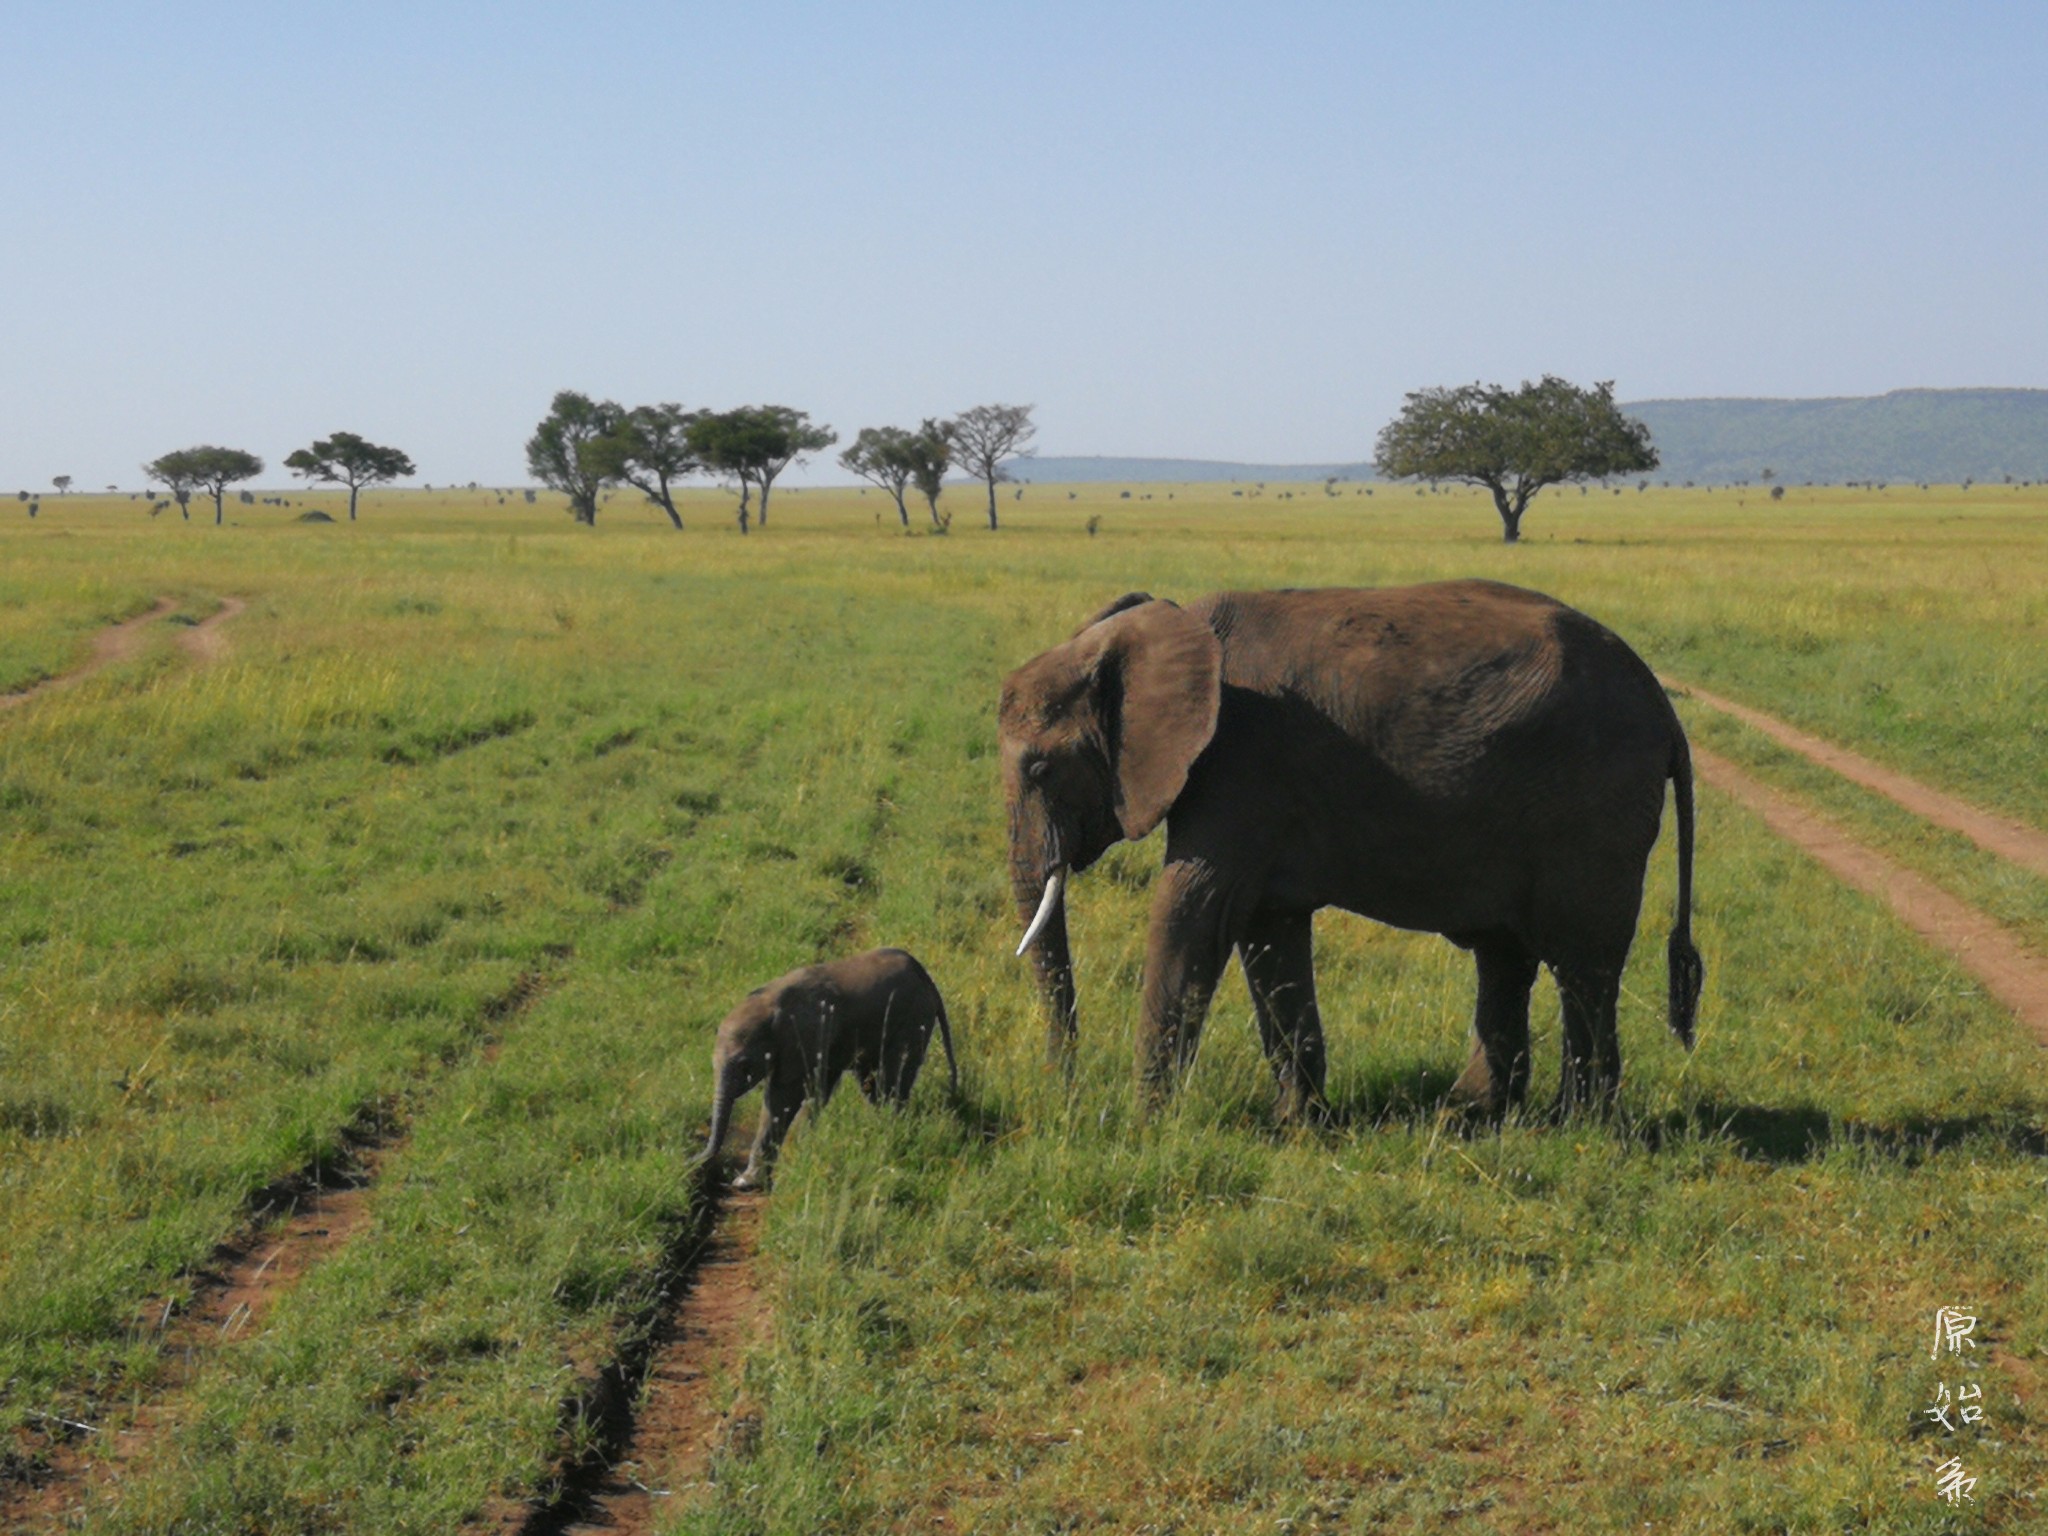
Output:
top-left (875, 1017), bottom-right (932, 1107)
top-left (1238, 907), bottom-right (1327, 1123)
top-left (1448, 937), bottom-right (1538, 1116)
top-left (1552, 959), bottom-right (1623, 1116)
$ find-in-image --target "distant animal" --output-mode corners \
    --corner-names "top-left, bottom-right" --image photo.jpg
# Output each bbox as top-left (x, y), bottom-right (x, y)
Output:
top-left (702, 947), bottom-right (958, 1190)
top-left (1000, 581), bottom-right (1702, 1121)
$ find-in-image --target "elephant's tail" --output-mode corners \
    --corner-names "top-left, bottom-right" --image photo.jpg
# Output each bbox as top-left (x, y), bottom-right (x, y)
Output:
top-left (1667, 730), bottom-right (1705, 1050)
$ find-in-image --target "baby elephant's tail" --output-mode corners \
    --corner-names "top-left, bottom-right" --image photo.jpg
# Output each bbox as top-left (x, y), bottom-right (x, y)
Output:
top-left (1667, 731), bottom-right (1705, 1050)
top-left (934, 993), bottom-right (960, 1096)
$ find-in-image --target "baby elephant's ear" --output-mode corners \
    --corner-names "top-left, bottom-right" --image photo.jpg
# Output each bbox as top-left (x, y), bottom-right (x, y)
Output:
top-left (1073, 592), bottom-right (1154, 636)
top-left (1092, 600), bottom-right (1222, 840)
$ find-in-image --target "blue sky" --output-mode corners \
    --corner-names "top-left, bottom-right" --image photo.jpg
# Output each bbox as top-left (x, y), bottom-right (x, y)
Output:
top-left (4, 1), bottom-right (2044, 490)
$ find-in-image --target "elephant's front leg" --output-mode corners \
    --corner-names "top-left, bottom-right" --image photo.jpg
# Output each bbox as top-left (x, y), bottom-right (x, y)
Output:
top-left (1237, 907), bottom-right (1327, 1123)
top-left (1138, 858), bottom-right (1237, 1107)
top-left (735, 1071), bottom-right (806, 1191)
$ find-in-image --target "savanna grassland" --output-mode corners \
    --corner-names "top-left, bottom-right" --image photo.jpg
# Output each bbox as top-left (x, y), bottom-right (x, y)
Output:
top-left (2, 480), bottom-right (2045, 1534)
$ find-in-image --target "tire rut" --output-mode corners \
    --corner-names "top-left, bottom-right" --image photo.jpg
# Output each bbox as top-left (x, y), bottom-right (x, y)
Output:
top-left (0, 597), bottom-right (176, 711)
top-left (1692, 743), bottom-right (2048, 1045)
top-left (0, 595), bottom-right (244, 716)
top-left (0, 969), bottom-right (555, 1531)
top-left (481, 1171), bottom-right (771, 1535)
top-left (1666, 676), bottom-right (2048, 879)
top-left (175, 595), bottom-right (247, 664)
top-left (1, 1127), bottom-right (396, 1532)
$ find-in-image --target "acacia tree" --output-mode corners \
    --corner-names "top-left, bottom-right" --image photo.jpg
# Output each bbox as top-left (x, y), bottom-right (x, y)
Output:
top-left (590, 403), bottom-right (699, 529)
top-left (143, 446), bottom-right (264, 525)
top-left (687, 405), bottom-right (835, 533)
top-left (525, 391), bottom-right (618, 524)
top-left (948, 403), bottom-right (1035, 529)
top-left (753, 406), bottom-right (835, 527)
top-left (903, 418), bottom-right (953, 529)
top-left (52, 475), bottom-right (71, 495)
top-left (840, 426), bottom-right (918, 526)
top-left (1372, 376), bottom-right (1658, 543)
top-left (283, 431), bottom-right (416, 520)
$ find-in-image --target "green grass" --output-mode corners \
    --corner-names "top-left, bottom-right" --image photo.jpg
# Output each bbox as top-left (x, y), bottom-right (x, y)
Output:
top-left (1, 485), bottom-right (2044, 1533)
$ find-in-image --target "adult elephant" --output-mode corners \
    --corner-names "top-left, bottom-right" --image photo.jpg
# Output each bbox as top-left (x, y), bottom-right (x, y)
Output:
top-left (998, 580), bottom-right (1703, 1119)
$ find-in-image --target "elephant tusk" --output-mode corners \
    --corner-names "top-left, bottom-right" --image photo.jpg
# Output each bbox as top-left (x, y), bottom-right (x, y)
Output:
top-left (1016, 868), bottom-right (1066, 957)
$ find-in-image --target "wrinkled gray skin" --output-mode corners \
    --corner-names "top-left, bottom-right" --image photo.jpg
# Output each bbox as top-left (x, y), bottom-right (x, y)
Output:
top-left (999, 581), bottom-right (1703, 1120)
top-left (701, 947), bottom-right (958, 1190)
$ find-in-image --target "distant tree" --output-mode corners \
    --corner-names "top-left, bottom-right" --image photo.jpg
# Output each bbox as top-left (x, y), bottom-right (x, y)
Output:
top-left (1769, 485), bottom-right (1786, 501)
top-left (840, 426), bottom-right (919, 526)
top-left (902, 418), bottom-right (954, 529)
top-left (1372, 377), bottom-right (1658, 543)
top-left (687, 405), bottom-right (835, 534)
top-left (754, 406), bottom-right (834, 528)
top-left (687, 409), bottom-right (775, 534)
top-left (948, 403), bottom-right (1036, 530)
top-left (52, 475), bottom-right (71, 495)
top-left (143, 446), bottom-right (264, 525)
top-left (283, 431), bottom-right (416, 521)
top-left (524, 391), bottom-right (619, 525)
top-left (589, 403), bottom-right (700, 529)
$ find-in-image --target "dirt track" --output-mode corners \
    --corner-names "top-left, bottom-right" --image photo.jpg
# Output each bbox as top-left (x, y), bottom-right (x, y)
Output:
top-left (4, 1147), bottom-right (392, 1531)
top-left (175, 595), bottom-right (247, 664)
top-left (1668, 676), bottom-right (2048, 880)
top-left (0, 595), bottom-right (242, 714)
top-left (1668, 674), bottom-right (2048, 1046)
top-left (545, 1192), bottom-right (769, 1534)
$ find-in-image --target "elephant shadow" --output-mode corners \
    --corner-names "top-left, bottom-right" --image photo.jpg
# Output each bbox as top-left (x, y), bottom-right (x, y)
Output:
top-left (1309, 1070), bottom-right (2048, 1166)
top-left (1631, 1099), bottom-right (2048, 1167)
top-left (947, 1080), bottom-right (1021, 1148)
top-left (1309, 1058), bottom-right (1466, 1135)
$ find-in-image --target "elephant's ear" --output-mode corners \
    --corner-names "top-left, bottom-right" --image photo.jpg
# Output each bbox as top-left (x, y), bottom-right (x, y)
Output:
top-left (1094, 601), bottom-right (1222, 840)
top-left (1073, 592), bottom-right (1154, 636)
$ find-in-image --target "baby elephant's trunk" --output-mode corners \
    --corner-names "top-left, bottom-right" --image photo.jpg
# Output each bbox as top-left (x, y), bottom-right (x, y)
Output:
top-left (701, 1054), bottom-right (740, 1166)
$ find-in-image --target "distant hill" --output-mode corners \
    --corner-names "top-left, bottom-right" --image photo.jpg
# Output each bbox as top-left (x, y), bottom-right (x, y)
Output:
top-left (999, 455), bottom-right (1376, 485)
top-left (1622, 389), bottom-right (2048, 484)
top-left (997, 389), bottom-right (2048, 487)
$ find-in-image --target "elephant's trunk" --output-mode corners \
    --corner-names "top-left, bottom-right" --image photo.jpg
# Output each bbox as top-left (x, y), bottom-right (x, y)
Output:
top-left (702, 1054), bottom-right (738, 1166)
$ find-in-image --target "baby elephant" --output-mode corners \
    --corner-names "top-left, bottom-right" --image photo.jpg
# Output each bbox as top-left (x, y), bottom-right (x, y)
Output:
top-left (702, 947), bottom-right (958, 1190)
